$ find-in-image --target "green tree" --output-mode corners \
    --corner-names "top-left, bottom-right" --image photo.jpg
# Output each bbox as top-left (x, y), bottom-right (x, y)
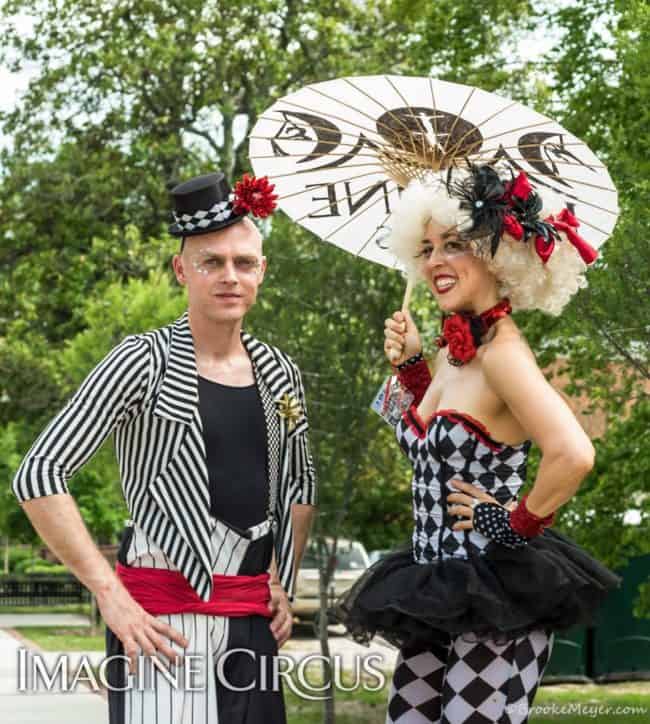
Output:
top-left (0, 0), bottom-right (537, 341)
top-left (530, 0), bottom-right (650, 613)
top-left (5, 2), bottom-right (649, 718)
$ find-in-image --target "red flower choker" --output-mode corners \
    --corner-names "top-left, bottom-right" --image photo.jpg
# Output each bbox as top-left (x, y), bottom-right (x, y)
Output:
top-left (435, 298), bottom-right (512, 366)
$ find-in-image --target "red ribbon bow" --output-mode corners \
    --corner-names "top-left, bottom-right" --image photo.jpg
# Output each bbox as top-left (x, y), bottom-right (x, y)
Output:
top-left (535, 208), bottom-right (599, 265)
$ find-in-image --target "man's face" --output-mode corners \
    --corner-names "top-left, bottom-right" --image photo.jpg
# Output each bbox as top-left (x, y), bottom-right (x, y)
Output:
top-left (172, 217), bottom-right (267, 324)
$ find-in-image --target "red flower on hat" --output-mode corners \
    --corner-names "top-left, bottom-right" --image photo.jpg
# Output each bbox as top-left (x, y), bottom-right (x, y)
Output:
top-left (441, 314), bottom-right (478, 364)
top-left (232, 174), bottom-right (278, 218)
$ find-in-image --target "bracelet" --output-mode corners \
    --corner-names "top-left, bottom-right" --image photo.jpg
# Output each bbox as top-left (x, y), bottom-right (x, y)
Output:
top-left (509, 493), bottom-right (555, 538)
top-left (396, 352), bottom-right (424, 370)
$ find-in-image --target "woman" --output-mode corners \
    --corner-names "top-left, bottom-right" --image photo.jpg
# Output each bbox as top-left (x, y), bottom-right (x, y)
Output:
top-left (331, 163), bottom-right (620, 724)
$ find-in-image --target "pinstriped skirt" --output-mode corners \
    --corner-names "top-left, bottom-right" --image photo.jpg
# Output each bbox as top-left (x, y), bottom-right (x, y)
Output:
top-left (105, 517), bottom-right (286, 724)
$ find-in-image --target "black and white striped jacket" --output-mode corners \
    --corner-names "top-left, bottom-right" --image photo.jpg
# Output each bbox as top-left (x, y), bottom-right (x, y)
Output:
top-left (12, 310), bottom-right (317, 602)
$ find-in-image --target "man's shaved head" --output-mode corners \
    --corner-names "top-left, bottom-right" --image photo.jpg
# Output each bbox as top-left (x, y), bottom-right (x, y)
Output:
top-left (180, 216), bottom-right (262, 255)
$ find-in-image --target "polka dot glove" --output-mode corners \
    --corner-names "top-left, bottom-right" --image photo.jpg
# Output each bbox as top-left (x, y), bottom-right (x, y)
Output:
top-left (473, 501), bottom-right (529, 548)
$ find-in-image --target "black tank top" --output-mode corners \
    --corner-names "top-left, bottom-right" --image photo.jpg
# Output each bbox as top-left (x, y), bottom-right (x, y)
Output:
top-left (197, 376), bottom-right (269, 531)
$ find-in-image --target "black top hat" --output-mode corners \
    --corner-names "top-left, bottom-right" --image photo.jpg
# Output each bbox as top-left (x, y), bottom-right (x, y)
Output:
top-left (168, 172), bottom-right (246, 238)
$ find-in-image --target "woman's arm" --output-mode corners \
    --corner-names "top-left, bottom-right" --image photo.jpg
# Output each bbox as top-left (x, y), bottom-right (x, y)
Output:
top-left (481, 338), bottom-right (595, 518)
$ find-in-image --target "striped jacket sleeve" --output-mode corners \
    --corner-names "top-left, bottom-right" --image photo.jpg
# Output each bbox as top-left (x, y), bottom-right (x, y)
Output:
top-left (289, 363), bottom-right (317, 506)
top-left (12, 334), bottom-right (151, 503)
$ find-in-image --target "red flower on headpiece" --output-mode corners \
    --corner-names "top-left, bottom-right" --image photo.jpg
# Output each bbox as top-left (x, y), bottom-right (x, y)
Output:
top-left (440, 315), bottom-right (477, 364)
top-left (534, 234), bottom-right (555, 264)
top-left (503, 171), bottom-right (533, 204)
top-left (510, 172), bottom-right (532, 200)
top-left (502, 214), bottom-right (524, 240)
top-left (233, 174), bottom-right (278, 218)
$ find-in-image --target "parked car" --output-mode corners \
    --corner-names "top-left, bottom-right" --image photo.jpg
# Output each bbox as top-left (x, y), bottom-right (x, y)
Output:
top-left (292, 538), bottom-right (370, 619)
top-left (367, 548), bottom-right (393, 565)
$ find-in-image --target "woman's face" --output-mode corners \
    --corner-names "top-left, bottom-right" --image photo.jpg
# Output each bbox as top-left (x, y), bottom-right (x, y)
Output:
top-left (417, 218), bottom-right (499, 314)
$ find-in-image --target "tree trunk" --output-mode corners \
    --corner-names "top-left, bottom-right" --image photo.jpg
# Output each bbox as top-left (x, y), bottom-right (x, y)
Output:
top-left (221, 109), bottom-right (235, 180)
top-left (3, 536), bottom-right (9, 575)
top-left (319, 560), bottom-right (336, 724)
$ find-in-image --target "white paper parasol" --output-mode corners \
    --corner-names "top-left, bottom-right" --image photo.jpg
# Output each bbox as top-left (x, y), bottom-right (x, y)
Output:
top-left (248, 74), bottom-right (619, 276)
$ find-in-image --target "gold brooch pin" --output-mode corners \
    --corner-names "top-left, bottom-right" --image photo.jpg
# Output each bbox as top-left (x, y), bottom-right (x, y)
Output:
top-left (275, 393), bottom-right (303, 432)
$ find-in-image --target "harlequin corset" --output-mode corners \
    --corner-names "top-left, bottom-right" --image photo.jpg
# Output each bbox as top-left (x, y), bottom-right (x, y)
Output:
top-left (396, 405), bottom-right (531, 563)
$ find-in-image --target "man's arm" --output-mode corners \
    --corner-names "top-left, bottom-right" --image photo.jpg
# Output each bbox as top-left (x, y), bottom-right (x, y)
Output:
top-left (12, 335), bottom-right (188, 671)
top-left (13, 335), bottom-right (150, 501)
top-left (288, 364), bottom-right (318, 507)
top-left (267, 504), bottom-right (314, 648)
top-left (287, 363), bottom-right (317, 581)
top-left (291, 503), bottom-right (315, 576)
top-left (267, 505), bottom-right (315, 590)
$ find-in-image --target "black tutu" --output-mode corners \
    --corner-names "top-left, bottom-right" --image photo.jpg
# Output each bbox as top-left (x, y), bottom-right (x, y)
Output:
top-left (329, 528), bottom-right (621, 649)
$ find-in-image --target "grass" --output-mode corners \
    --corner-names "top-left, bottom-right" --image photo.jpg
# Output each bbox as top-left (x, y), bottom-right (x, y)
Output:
top-left (284, 680), bottom-right (650, 724)
top-left (10, 626), bottom-right (650, 722)
top-left (532, 683), bottom-right (650, 723)
top-left (13, 625), bottom-right (105, 651)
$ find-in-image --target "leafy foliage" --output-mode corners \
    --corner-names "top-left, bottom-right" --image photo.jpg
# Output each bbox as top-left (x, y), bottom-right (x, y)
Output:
top-left (1, 1), bottom-right (648, 615)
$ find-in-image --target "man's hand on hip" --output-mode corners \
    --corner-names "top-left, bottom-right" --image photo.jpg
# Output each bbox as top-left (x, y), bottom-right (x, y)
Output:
top-left (268, 581), bottom-right (292, 648)
top-left (97, 580), bottom-right (189, 674)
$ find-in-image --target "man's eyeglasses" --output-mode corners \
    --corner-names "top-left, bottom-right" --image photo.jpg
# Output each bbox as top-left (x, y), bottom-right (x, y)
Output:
top-left (190, 252), bottom-right (262, 276)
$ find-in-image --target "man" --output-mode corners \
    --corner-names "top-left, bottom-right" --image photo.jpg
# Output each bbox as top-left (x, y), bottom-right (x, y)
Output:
top-left (12, 171), bottom-right (317, 723)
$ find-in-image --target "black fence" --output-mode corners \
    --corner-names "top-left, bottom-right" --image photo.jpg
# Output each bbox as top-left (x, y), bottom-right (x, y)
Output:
top-left (545, 553), bottom-right (650, 681)
top-left (0, 575), bottom-right (91, 607)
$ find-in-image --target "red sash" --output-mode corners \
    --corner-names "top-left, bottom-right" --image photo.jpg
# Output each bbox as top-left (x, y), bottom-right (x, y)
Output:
top-left (116, 562), bottom-right (272, 618)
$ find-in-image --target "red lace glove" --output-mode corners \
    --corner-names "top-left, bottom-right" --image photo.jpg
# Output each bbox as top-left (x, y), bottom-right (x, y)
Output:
top-left (509, 493), bottom-right (556, 538)
top-left (396, 353), bottom-right (431, 406)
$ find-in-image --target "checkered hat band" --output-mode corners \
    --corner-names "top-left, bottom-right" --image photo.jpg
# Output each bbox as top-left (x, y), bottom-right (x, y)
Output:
top-left (173, 199), bottom-right (235, 231)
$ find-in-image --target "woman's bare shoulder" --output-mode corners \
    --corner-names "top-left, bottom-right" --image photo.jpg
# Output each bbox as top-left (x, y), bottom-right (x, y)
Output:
top-left (477, 318), bottom-right (536, 364)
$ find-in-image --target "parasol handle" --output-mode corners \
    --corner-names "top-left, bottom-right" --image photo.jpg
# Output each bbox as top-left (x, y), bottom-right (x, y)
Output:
top-left (389, 276), bottom-right (415, 364)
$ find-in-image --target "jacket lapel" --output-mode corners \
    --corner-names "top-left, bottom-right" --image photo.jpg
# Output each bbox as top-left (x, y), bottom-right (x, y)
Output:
top-left (242, 332), bottom-right (294, 522)
top-left (150, 310), bottom-right (213, 581)
top-left (152, 310), bottom-right (198, 425)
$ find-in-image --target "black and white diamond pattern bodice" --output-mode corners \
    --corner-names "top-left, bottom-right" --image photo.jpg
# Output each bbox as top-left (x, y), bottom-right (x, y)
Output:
top-left (396, 405), bottom-right (532, 564)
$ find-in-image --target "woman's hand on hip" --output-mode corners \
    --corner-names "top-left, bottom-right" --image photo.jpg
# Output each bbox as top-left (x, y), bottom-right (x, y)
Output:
top-left (446, 480), bottom-right (515, 531)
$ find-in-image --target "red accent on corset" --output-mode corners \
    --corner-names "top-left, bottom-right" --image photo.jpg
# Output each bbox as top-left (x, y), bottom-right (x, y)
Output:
top-left (433, 409), bottom-right (504, 452)
top-left (402, 405), bottom-right (528, 453)
top-left (116, 562), bottom-right (272, 618)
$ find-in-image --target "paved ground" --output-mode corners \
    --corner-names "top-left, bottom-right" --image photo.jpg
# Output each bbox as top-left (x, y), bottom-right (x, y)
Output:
top-left (0, 628), bottom-right (108, 724)
top-left (285, 623), bottom-right (398, 672)
top-left (0, 613), bottom-right (91, 628)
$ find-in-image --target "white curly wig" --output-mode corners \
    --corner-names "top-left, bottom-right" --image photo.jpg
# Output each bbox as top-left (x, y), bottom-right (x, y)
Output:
top-left (387, 169), bottom-right (590, 316)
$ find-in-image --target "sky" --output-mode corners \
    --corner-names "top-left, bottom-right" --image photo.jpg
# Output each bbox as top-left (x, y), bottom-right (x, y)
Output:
top-left (0, 13), bottom-right (35, 113)
top-left (1, 1), bottom-right (618, 168)
top-left (0, 8), bottom-right (565, 154)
